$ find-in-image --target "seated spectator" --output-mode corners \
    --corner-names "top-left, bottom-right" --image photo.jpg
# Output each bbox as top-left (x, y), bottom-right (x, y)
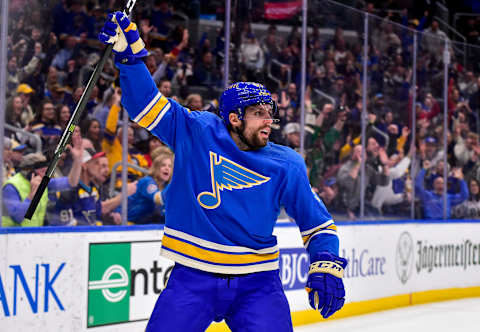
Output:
top-left (415, 160), bottom-right (468, 219)
top-left (185, 93), bottom-right (203, 111)
top-left (151, 0), bottom-right (173, 39)
top-left (158, 79), bottom-right (172, 98)
top-left (2, 132), bottom-right (83, 227)
top-left (6, 54), bottom-right (40, 97)
top-left (238, 33), bottom-right (265, 81)
top-left (49, 148), bottom-right (135, 226)
top-left (3, 138), bottom-right (26, 179)
top-left (192, 51), bottom-right (221, 88)
top-left (92, 86), bottom-right (122, 130)
top-left (125, 150), bottom-right (174, 224)
top-left (45, 83), bottom-right (73, 106)
top-left (283, 122), bottom-right (301, 150)
top-left (371, 151), bottom-right (412, 214)
top-left (51, 35), bottom-right (79, 72)
top-left (16, 84), bottom-right (36, 124)
top-left (5, 95), bottom-right (31, 145)
top-left (454, 132), bottom-right (479, 167)
top-left (30, 100), bottom-right (63, 147)
top-left (101, 101), bottom-right (149, 183)
top-left (337, 144), bottom-right (389, 219)
top-left (317, 177), bottom-right (341, 213)
top-left (452, 179), bottom-right (480, 219)
top-left (144, 136), bottom-right (165, 167)
top-left (80, 118), bottom-right (103, 152)
top-left (57, 104), bottom-right (72, 130)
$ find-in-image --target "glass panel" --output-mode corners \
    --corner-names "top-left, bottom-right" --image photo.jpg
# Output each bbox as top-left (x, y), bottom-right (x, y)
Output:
top-left (306, 0), bottom-right (365, 221)
top-left (367, 10), bottom-right (416, 219)
top-left (406, 18), bottom-right (449, 220)
top-left (448, 39), bottom-right (480, 220)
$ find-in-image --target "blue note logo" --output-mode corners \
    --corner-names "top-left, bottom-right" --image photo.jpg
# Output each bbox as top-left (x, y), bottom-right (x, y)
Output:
top-left (197, 151), bottom-right (271, 209)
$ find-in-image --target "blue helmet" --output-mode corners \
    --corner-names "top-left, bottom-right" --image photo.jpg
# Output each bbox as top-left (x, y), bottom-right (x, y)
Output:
top-left (219, 82), bottom-right (277, 124)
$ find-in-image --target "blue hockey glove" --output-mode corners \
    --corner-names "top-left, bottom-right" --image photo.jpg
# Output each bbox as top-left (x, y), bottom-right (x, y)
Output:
top-left (98, 11), bottom-right (148, 64)
top-left (305, 252), bottom-right (347, 319)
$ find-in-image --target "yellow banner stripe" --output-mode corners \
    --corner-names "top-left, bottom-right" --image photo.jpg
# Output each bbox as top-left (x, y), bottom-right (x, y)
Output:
top-left (138, 96), bottom-right (168, 128)
top-left (162, 235), bottom-right (279, 265)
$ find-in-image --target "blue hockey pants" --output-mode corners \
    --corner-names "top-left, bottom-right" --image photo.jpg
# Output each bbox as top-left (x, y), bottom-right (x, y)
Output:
top-left (146, 264), bottom-right (293, 331)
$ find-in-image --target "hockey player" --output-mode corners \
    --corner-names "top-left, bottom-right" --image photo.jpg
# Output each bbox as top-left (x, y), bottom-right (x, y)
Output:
top-left (99, 12), bottom-right (347, 331)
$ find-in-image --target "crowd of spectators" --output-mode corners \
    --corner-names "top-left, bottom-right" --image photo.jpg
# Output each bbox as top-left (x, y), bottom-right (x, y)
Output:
top-left (3, 0), bottom-right (480, 227)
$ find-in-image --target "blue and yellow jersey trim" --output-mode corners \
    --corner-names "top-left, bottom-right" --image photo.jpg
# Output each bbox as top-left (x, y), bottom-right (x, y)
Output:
top-left (161, 227), bottom-right (280, 274)
top-left (301, 219), bottom-right (337, 249)
top-left (133, 91), bottom-right (171, 131)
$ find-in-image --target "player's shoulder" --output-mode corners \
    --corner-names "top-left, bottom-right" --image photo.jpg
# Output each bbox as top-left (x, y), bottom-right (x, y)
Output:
top-left (168, 98), bottom-right (222, 125)
top-left (265, 142), bottom-right (305, 167)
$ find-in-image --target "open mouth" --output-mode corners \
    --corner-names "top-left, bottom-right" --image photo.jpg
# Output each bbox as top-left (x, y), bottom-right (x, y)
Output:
top-left (161, 171), bottom-right (170, 179)
top-left (259, 129), bottom-right (270, 138)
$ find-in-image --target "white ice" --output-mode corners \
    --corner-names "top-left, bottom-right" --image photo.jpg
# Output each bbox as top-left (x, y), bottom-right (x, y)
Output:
top-left (295, 297), bottom-right (480, 332)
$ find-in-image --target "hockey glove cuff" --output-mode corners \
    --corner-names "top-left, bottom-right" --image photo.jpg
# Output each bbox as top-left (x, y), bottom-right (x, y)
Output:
top-left (305, 251), bottom-right (347, 319)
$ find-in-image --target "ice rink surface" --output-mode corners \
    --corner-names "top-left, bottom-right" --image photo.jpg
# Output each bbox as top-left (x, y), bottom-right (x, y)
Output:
top-left (295, 297), bottom-right (480, 332)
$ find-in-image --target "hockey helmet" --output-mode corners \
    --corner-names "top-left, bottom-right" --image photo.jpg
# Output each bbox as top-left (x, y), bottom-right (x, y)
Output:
top-left (219, 82), bottom-right (277, 124)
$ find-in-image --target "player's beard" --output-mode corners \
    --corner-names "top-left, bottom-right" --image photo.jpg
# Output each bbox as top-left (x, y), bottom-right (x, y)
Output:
top-left (241, 124), bottom-right (270, 149)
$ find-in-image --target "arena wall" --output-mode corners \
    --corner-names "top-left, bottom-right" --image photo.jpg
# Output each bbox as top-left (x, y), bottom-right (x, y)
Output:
top-left (1, 221), bottom-right (480, 331)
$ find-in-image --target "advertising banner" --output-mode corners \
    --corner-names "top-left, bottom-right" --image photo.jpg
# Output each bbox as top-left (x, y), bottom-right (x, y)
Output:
top-left (1, 221), bottom-right (480, 331)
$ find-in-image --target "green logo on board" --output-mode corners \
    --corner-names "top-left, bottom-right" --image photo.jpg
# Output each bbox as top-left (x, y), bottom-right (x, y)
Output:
top-left (87, 243), bottom-right (131, 327)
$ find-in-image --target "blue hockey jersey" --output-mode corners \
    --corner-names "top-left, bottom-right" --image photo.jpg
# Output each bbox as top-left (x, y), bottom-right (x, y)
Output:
top-left (126, 175), bottom-right (165, 224)
top-left (118, 62), bottom-right (339, 274)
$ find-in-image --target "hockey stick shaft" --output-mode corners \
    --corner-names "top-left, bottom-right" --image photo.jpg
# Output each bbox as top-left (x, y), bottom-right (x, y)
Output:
top-left (24, 0), bottom-right (137, 220)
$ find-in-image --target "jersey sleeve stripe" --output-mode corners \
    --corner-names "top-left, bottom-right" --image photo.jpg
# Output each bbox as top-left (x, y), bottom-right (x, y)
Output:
top-left (304, 229), bottom-right (338, 249)
top-left (133, 91), bottom-right (161, 123)
top-left (137, 95), bottom-right (169, 128)
top-left (300, 219), bottom-right (334, 237)
top-left (302, 224), bottom-right (337, 245)
top-left (147, 102), bottom-right (171, 131)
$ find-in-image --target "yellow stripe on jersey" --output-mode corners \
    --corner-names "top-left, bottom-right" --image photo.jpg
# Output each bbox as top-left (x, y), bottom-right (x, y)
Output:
top-left (162, 234), bottom-right (279, 265)
top-left (137, 95), bottom-right (169, 128)
top-left (301, 221), bottom-right (338, 249)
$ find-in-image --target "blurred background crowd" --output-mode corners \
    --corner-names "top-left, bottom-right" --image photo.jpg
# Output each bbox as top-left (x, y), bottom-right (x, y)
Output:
top-left (3, 0), bottom-right (480, 227)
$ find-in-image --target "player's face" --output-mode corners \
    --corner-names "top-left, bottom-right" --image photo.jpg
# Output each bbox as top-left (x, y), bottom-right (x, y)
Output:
top-left (242, 104), bottom-right (274, 148)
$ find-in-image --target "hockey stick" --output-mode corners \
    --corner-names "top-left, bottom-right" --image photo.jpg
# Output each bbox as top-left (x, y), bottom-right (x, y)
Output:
top-left (24, 0), bottom-right (138, 220)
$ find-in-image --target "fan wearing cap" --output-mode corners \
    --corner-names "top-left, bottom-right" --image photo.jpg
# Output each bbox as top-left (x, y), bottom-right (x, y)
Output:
top-left (16, 84), bottom-right (36, 124)
top-left (50, 148), bottom-right (137, 226)
top-left (3, 138), bottom-right (27, 179)
top-left (2, 130), bottom-right (84, 227)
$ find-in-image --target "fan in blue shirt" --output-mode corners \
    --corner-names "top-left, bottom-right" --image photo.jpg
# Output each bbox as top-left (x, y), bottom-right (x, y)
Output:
top-left (125, 151), bottom-right (173, 224)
